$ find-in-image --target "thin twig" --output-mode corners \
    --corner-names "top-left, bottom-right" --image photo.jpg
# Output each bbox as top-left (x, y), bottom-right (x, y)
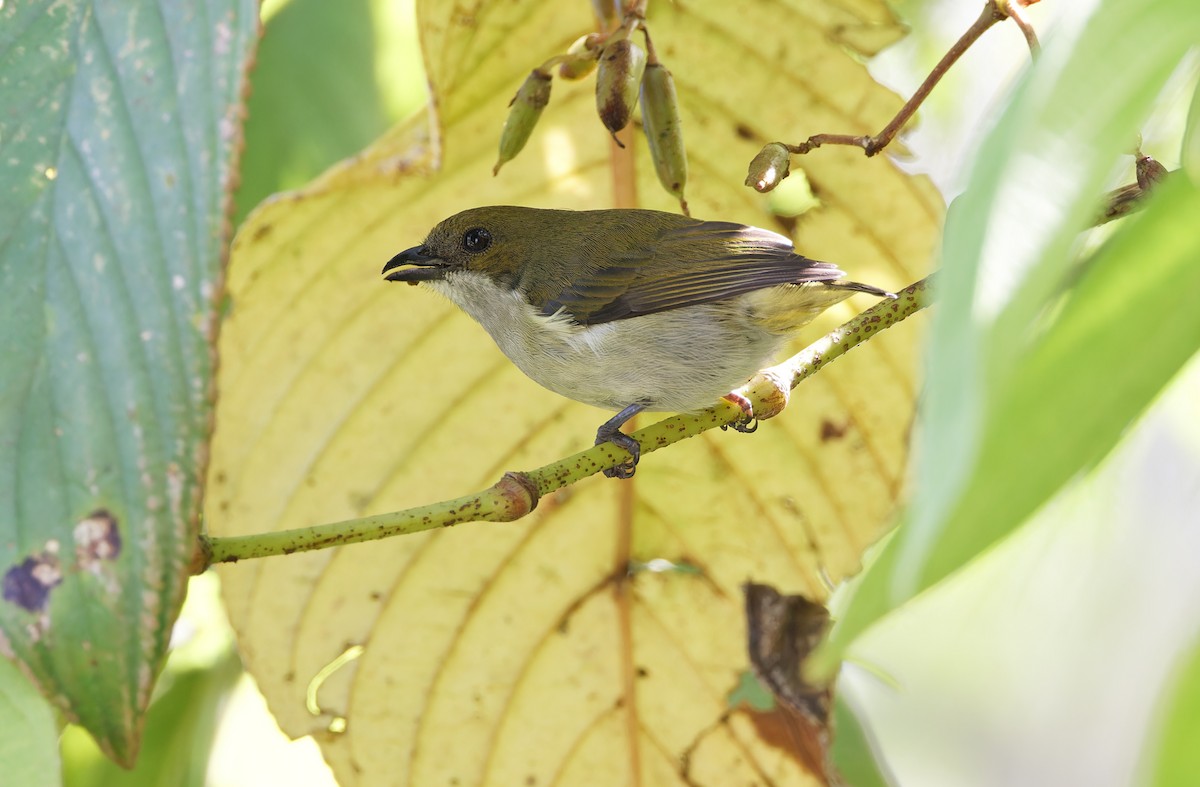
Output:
top-left (789, 2), bottom-right (1006, 157)
top-left (198, 277), bottom-right (936, 567)
top-left (1003, 0), bottom-right (1041, 56)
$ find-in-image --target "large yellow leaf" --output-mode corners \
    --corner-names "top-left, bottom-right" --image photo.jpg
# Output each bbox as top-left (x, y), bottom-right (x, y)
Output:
top-left (207, 0), bottom-right (940, 784)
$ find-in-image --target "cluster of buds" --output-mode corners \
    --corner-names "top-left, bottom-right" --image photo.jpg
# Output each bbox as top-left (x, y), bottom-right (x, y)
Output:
top-left (493, 11), bottom-right (690, 215)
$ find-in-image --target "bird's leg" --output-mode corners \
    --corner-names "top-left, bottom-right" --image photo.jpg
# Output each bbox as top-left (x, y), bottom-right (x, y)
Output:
top-left (720, 392), bottom-right (758, 433)
top-left (596, 403), bottom-right (646, 479)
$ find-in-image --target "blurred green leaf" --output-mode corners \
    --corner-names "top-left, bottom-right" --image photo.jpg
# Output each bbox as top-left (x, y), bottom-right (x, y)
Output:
top-left (0, 0), bottom-right (256, 765)
top-left (62, 574), bottom-right (242, 786)
top-left (0, 660), bottom-right (60, 787)
top-left (1183, 72), bottom-right (1200, 176)
top-left (1151, 636), bottom-right (1200, 787)
top-left (822, 0), bottom-right (1200, 663)
top-left (233, 0), bottom-right (425, 223)
top-left (62, 649), bottom-right (241, 787)
top-left (831, 167), bottom-right (1200, 668)
top-left (836, 358), bottom-right (1200, 783)
top-left (832, 692), bottom-right (890, 787)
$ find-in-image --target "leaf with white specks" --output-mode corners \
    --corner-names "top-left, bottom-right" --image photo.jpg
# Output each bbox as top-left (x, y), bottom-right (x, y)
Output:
top-left (0, 0), bottom-right (256, 765)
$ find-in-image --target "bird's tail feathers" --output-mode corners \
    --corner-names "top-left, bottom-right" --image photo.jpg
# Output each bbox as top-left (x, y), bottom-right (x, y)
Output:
top-left (828, 279), bottom-right (896, 299)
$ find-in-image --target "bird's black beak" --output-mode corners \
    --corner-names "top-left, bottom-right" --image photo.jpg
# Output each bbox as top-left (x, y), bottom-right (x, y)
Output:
top-left (381, 245), bottom-right (448, 284)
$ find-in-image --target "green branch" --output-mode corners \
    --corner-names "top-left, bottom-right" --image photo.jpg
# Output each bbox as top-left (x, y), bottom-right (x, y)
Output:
top-left (197, 275), bottom-right (935, 568)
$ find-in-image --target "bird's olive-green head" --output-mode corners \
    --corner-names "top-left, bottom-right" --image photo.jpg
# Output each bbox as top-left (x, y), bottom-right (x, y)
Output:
top-left (382, 206), bottom-right (528, 285)
top-left (382, 206), bottom-right (692, 305)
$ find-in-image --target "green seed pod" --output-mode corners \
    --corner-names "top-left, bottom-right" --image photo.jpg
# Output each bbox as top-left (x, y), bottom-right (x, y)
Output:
top-left (595, 36), bottom-right (647, 147)
top-left (639, 62), bottom-right (688, 214)
top-left (558, 34), bottom-right (602, 81)
top-left (494, 69), bottom-right (553, 176)
top-left (745, 142), bottom-right (791, 193)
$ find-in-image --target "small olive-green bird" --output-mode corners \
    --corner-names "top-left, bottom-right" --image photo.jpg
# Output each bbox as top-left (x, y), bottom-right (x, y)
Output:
top-left (382, 206), bottom-right (892, 478)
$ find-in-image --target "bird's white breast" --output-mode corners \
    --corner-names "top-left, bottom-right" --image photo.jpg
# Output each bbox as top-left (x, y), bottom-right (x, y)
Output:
top-left (427, 271), bottom-right (790, 413)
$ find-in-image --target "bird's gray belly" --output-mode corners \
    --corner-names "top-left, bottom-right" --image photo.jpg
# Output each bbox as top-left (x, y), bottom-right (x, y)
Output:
top-left (506, 305), bottom-right (785, 413)
top-left (429, 274), bottom-right (787, 413)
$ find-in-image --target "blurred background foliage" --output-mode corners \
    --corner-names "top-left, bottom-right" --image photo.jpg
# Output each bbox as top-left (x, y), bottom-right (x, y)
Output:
top-left (232, 0), bottom-right (426, 224)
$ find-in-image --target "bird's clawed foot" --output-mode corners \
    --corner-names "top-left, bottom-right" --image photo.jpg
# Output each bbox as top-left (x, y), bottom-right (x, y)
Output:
top-left (597, 430), bottom-right (640, 479)
top-left (596, 403), bottom-right (646, 479)
top-left (720, 392), bottom-right (758, 433)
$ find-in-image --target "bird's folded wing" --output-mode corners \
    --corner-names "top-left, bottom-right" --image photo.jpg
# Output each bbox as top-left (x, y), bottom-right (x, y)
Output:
top-left (541, 220), bottom-right (846, 325)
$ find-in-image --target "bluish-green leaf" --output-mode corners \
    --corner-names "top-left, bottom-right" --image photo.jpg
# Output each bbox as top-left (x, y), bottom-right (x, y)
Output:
top-left (0, 0), bottom-right (256, 765)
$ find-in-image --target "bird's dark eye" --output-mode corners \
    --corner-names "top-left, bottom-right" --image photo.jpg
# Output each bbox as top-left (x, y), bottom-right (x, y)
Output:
top-left (463, 227), bottom-right (491, 253)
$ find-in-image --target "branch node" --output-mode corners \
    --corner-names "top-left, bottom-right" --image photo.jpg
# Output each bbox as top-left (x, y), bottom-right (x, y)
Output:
top-left (495, 471), bottom-right (541, 520)
top-left (743, 368), bottom-right (792, 421)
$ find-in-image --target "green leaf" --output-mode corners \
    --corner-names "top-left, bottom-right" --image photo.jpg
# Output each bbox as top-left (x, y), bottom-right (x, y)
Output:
top-left (831, 168), bottom-right (1200, 668)
top-left (831, 691), bottom-right (890, 787)
top-left (1183, 72), bottom-right (1200, 176)
top-left (0, 0), bottom-right (256, 765)
top-left (0, 660), bottom-right (61, 787)
top-left (821, 0), bottom-right (1200, 663)
top-left (61, 573), bottom-right (243, 787)
top-left (1150, 637), bottom-right (1200, 787)
top-left (61, 650), bottom-right (241, 787)
top-left (233, 0), bottom-right (425, 224)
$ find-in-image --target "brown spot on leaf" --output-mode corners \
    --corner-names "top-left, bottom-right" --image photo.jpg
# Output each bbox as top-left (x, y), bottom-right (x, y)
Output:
top-left (734, 123), bottom-right (758, 141)
top-left (743, 583), bottom-right (835, 781)
top-left (3, 553), bottom-right (63, 612)
top-left (252, 223), bottom-right (273, 242)
top-left (74, 509), bottom-right (122, 567)
top-left (819, 419), bottom-right (849, 442)
top-left (738, 706), bottom-right (820, 776)
top-left (744, 584), bottom-right (831, 725)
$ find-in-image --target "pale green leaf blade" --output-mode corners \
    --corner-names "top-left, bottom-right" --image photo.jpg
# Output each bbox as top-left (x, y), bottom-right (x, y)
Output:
top-left (837, 355), bottom-right (1200, 784)
top-left (829, 159), bottom-right (1200, 665)
top-left (1150, 637), bottom-right (1200, 787)
top-left (0, 659), bottom-right (60, 787)
top-left (1183, 72), bottom-right (1200, 175)
top-left (822, 0), bottom-right (1200, 659)
top-left (831, 691), bottom-right (891, 787)
top-left (924, 174), bottom-right (1200, 579)
top-left (907, 0), bottom-right (1200, 587)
